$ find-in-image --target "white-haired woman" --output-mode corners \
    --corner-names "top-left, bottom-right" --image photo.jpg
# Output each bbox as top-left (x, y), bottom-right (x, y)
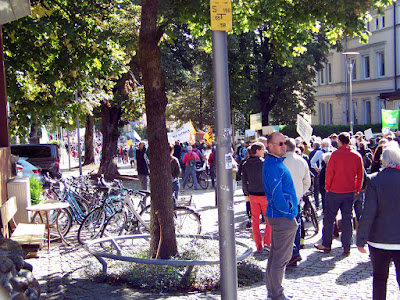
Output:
top-left (357, 142), bottom-right (400, 299)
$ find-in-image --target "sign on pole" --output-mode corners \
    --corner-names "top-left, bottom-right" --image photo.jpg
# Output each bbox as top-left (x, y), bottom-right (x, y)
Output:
top-left (211, 0), bottom-right (237, 298)
top-left (210, 0), bottom-right (232, 31)
top-left (296, 114), bottom-right (313, 143)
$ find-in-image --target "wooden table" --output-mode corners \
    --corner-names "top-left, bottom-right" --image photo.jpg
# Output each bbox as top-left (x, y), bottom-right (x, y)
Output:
top-left (26, 202), bottom-right (71, 252)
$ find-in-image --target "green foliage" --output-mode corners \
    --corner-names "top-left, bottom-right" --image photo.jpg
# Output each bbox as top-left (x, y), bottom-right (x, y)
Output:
top-left (228, 30), bottom-right (332, 128)
top-left (48, 140), bottom-right (63, 147)
top-left (134, 125), bottom-right (147, 140)
top-left (4, 0), bottom-right (142, 140)
top-left (29, 177), bottom-right (43, 205)
top-left (280, 123), bottom-right (383, 139)
top-left (162, 26), bottom-right (214, 130)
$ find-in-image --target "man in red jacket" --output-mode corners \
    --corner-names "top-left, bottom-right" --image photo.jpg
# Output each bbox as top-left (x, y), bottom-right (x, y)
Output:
top-left (315, 132), bottom-right (363, 256)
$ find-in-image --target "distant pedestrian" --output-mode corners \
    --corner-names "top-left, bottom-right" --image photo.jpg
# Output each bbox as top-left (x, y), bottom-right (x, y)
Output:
top-left (128, 145), bottom-right (135, 168)
top-left (182, 146), bottom-right (199, 190)
top-left (136, 142), bottom-right (150, 190)
top-left (173, 141), bottom-right (181, 160)
top-left (357, 142), bottom-right (400, 300)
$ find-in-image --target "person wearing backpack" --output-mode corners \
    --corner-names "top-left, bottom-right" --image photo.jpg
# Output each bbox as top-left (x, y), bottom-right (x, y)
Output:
top-left (182, 146), bottom-right (199, 190)
top-left (310, 139), bottom-right (334, 210)
top-left (358, 141), bottom-right (373, 172)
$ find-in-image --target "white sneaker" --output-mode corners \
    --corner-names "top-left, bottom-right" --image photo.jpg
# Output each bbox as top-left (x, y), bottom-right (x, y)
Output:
top-left (264, 245), bottom-right (271, 251)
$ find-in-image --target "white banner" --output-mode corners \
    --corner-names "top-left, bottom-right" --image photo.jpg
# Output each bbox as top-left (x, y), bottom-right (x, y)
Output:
top-left (296, 114), bottom-right (313, 143)
top-left (133, 130), bottom-right (141, 141)
top-left (168, 122), bottom-right (192, 143)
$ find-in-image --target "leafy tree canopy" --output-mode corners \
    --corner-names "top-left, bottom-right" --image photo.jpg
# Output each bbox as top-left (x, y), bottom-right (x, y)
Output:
top-left (4, 0), bottom-right (143, 139)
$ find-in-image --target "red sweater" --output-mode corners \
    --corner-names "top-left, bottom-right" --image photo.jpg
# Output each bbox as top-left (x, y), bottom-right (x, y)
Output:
top-left (325, 145), bottom-right (363, 194)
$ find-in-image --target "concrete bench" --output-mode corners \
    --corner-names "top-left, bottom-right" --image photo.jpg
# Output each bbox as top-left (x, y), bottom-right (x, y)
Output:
top-left (1, 197), bottom-right (46, 256)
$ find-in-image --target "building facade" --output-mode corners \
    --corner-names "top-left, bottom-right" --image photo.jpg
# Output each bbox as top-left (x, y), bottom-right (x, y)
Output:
top-left (312, 3), bottom-right (400, 127)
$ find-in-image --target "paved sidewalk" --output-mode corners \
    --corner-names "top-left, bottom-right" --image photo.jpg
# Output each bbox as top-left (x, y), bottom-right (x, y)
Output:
top-left (26, 163), bottom-right (400, 300)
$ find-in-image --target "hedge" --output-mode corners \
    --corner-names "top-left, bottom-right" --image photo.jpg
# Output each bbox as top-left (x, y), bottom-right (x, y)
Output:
top-left (279, 123), bottom-right (383, 139)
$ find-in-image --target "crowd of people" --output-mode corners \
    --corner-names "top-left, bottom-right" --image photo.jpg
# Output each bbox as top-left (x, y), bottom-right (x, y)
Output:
top-left (234, 130), bottom-right (400, 300)
top-left (116, 129), bottom-right (400, 299)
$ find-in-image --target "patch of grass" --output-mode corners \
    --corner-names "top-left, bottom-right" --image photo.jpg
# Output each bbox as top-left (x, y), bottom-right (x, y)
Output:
top-left (85, 237), bottom-right (263, 292)
top-left (237, 261), bottom-right (264, 286)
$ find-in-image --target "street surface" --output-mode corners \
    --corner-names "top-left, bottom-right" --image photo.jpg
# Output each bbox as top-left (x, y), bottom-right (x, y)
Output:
top-left (25, 157), bottom-right (400, 300)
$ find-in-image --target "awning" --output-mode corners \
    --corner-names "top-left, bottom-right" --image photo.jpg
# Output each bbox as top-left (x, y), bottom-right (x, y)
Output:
top-left (380, 90), bottom-right (400, 100)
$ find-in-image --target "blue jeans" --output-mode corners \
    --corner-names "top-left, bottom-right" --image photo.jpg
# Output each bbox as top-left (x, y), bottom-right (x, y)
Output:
top-left (292, 206), bottom-right (301, 257)
top-left (314, 174), bottom-right (320, 208)
top-left (183, 165), bottom-right (198, 188)
top-left (322, 191), bottom-right (355, 251)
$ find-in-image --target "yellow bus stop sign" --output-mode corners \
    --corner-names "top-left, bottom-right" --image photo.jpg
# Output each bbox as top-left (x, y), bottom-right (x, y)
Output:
top-left (210, 0), bottom-right (232, 31)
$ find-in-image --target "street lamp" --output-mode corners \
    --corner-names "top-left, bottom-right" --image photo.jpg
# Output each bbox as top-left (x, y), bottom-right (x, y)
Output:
top-left (343, 51), bottom-right (359, 134)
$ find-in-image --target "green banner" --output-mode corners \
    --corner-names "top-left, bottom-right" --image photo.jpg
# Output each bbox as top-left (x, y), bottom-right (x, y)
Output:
top-left (382, 109), bottom-right (400, 130)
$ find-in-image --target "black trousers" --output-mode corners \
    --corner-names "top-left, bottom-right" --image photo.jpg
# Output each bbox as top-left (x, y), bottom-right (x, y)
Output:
top-left (369, 245), bottom-right (400, 300)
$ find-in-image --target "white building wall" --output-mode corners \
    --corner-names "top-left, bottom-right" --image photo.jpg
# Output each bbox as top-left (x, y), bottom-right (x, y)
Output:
top-left (313, 4), bottom-right (399, 126)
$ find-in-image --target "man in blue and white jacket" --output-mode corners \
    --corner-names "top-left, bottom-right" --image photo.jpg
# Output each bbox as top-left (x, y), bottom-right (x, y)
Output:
top-left (263, 132), bottom-right (298, 300)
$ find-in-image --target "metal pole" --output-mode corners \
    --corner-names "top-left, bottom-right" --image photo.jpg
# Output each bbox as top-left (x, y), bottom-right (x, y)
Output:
top-left (349, 60), bottom-right (354, 133)
top-left (75, 92), bottom-right (83, 175)
top-left (212, 30), bottom-right (238, 300)
top-left (67, 130), bottom-right (71, 170)
top-left (0, 26), bottom-right (10, 147)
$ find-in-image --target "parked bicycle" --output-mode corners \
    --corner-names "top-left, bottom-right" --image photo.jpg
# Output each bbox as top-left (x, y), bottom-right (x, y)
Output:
top-left (77, 178), bottom-right (129, 244)
top-left (186, 165), bottom-right (209, 189)
top-left (99, 190), bottom-right (202, 250)
top-left (301, 190), bottom-right (319, 237)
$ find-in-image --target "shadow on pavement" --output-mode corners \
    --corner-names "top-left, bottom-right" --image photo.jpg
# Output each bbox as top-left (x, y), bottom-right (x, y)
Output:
top-left (335, 261), bottom-right (372, 285)
top-left (286, 249), bottom-right (347, 279)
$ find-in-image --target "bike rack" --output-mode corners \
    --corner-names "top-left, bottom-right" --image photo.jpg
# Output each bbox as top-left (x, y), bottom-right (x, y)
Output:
top-left (83, 234), bottom-right (253, 275)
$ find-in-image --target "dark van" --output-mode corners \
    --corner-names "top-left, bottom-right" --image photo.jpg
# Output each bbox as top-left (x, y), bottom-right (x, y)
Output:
top-left (11, 144), bottom-right (61, 178)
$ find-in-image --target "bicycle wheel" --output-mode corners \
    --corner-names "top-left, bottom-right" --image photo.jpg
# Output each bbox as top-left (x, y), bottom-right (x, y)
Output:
top-left (101, 210), bottom-right (127, 238)
top-left (30, 199), bottom-right (72, 240)
top-left (198, 172), bottom-right (209, 189)
top-left (100, 210), bottom-right (127, 251)
top-left (31, 208), bottom-right (73, 242)
top-left (123, 204), bottom-right (148, 234)
top-left (138, 205), bottom-right (153, 232)
top-left (303, 200), bottom-right (319, 236)
top-left (77, 208), bottom-right (107, 245)
top-left (186, 174), bottom-right (194, 188)
top-left (174, 207), bottom-right (201, 235)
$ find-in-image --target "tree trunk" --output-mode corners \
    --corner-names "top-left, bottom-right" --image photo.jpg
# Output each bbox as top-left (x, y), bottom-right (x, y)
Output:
top-left (83, 114), bottom-right (95, 165)
top-left (98, 104), bottom-right (120, 176)
top-left (139, 0), bottom-right (177, 258)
